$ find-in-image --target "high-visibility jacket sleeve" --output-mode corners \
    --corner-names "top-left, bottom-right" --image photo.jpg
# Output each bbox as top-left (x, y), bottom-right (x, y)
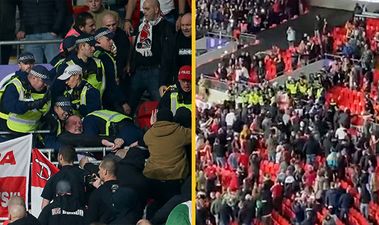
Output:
top-left (2, 83), bottom-right (29, 114)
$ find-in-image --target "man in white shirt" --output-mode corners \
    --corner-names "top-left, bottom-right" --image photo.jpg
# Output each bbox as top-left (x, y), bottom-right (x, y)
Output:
top-left (225, 109), bottom-right (236, 129)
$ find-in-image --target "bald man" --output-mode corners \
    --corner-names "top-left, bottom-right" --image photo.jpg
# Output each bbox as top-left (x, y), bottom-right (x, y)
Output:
top-left (101, 12), bottom-right (130, 96)
top-left (128, 0), bottom-right (176, 114)
top-left (7, 196), bottom-right (40, 225)
top-left (160, 12), bottom-right (191, 93)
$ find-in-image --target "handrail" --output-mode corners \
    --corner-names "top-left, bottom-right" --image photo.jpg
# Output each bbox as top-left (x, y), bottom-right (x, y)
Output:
top-left (0, 130), bottom-right (51, 135)
top-left (355, 12), bottom-right (379, 19)
top-left (0, 39), bottom-right (63, 46)
top-left (0, 39), bottom-right (62, 64)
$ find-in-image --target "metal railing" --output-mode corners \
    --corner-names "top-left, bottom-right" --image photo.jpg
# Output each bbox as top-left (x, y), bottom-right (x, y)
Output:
top-left (0, 39), bottom-right (62, 63)
top-left (39, 147), bottom-right (111, 165)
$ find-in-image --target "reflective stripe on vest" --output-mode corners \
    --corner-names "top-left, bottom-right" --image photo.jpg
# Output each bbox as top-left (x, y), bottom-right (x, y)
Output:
top-left (170, 91), bottom-right (192, 116)
top-left (94, 50), bottom-right (118, 84)
top-left (87, 110), bottom-right (131, 136)
top-left (66, 60), bottom-right (106, 97)
top-left (0, 78), bottom-right (50, 133)
top-left (64, 83), bottom-right (90, 116)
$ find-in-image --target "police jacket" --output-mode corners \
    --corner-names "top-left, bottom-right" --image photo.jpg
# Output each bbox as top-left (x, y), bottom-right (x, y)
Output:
top-left (0, 71), bottom-right (50, 133)
top-left (158, 83), bottom-right (191, 115)
top-left (56, 54), bottom-right (105, 97)
top-left (82, 110), bottom-right (142, 145)
top-left (63, 80), bottom-right (101, 117)
top-left (19, 0), bottom-right (67, 35)
top-left (93, 47), bottom-right (127, 110)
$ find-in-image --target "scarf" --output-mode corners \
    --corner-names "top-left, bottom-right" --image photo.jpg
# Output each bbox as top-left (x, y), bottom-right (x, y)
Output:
top-left (135, 16), bottom-right (163, 57)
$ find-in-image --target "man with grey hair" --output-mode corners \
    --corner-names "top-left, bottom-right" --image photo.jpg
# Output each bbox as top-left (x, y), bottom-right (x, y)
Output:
top-left (6, 196), bottom-right (40, 225)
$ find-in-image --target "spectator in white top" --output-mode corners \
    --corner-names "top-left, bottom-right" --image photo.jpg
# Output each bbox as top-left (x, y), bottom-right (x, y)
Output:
top-left (335, 124), bottom-right (347, 141)
top-left (225, 109), bottom-right (236, 129)
top-left (287, 26), bottom-right (296, 47)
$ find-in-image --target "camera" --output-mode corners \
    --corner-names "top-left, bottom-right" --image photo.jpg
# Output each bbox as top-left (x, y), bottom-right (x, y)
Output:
top-left (84, 174), bottom-right (98, 185)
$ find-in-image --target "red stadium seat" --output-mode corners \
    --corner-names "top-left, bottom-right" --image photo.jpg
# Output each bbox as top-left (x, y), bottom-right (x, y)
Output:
top-left (136, 101), bottom-right (159, 130)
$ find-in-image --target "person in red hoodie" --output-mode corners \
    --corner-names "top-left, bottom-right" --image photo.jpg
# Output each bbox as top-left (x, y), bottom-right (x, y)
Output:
top-left (271, 179), bottom-right (284, 212)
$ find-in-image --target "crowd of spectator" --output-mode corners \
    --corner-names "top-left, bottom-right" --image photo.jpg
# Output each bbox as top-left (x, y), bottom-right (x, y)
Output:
top-left (201, 11), bottom-right (379, 88)
top-left (0, 0), bottom-right (192, 225)
top-left (196, 0), bottom-right (308, 37)
top-left (196, 5), bottom-right (379, 225)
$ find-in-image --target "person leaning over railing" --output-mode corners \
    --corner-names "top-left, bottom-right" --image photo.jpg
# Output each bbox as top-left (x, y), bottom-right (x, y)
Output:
top-left (0, 65), bottom-right (51, 140)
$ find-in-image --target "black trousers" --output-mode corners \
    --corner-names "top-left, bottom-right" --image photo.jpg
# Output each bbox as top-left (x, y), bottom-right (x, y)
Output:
top-left (0, 45), bottom-right (12, 65)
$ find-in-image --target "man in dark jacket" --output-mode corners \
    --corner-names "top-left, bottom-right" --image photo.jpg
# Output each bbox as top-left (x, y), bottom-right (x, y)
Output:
top-left (0, 0), bottom-right (21, 64)
top-left (17, 0), bottom-right (68, 63)
top-left (303, 134), bottom-right (319, 164)
top-left (86, 158), bottom-right (138, 225)
top-left (128, 0), bottom-right (176, 114)
top-left (338, 189), bottom-right (353, 222)
top-left (38, 180), bottom-right (85, 225)
top-left (161, 13), bottom-right (191, 92)
top-left (7, 196), bottom-right (40, 225)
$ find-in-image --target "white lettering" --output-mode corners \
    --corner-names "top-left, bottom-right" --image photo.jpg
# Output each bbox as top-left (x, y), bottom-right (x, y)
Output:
top-left (1, 192), bottom-right (21, 207)
top-left (178, 49), bottom-right (192, 55)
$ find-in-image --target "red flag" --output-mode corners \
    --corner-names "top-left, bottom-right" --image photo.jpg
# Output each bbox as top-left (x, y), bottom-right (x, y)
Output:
top-left (30, 148), bottom-right (59, 217)
top-left (0, 135), bottom-right (32, 220)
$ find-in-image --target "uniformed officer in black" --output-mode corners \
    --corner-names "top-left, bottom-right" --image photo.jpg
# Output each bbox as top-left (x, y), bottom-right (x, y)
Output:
top-left (86, 157), bottom-right (138, 225)
top-left (93, 27), bottom-right (129, 114)
top-left (158, 65), bottom-right (191, 116)
top-left (41, 145), bottom-right (87, 209)
top-left (38, 180), bottom-right (85, 225)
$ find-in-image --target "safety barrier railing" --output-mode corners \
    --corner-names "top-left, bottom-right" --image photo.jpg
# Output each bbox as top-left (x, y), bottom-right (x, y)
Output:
top-left (355, 12), bottom-right (379, 19)
top-left (0, 39), bottom-right (62, 64)
top-left (199, 53), bottom-right (322, 91)
top-left (39, 147), bottom-right (111, 165)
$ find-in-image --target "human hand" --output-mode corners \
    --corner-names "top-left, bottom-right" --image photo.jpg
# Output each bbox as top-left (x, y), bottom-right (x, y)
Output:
top-left (176, 16), bottom-right (182, 31)
top-left (79, 156), bottom-right (89, 169)
top-left (16, 31), bottom-right (25, 40)
top-left (111, 42), bottom-right (117, 56)
top-left (113, 138), bottom-right (125, 150)
top-left (124, 20), bottom-right (134, 36)
top-left (150, 109), bottom-right (158, 125)
top-left (50, 32), bottom-right (57, 37)
top-left (92, 175), bottom-right (102, 188)
top-left (122, 103), bottom-right (131, 115)
top-left (159, 85), bottom-right (168, 97)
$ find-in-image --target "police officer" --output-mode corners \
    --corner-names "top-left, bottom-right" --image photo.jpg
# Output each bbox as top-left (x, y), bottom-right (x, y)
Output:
top-left (57, 64), bottom-right (101, 117)
top-left (297, 74), bottom-right (308, 97)
top-left (158, 65), bottom-right (191, 116)
top-left (50, 35), bottom-right (77, 68)
top-left (41, 145), bottom-right (87, 209)
top-left (93, 27), bottom-right (129, 114)
top-left (86, 158), bottom-right (138, 225)
top-left (0, 52), bottom-right (35, 89)
top-left (0, 65), bottom-right (51, 134)
top-left (55, 33), bottom-right (105, 98)
top-left (82, 109), bottom-right (143, 146)
top-left (286, 76), bottom-right (297, 97)
top-left (38, 96), bottom-right (74, 151)
top-left (38, 180), bottom-right (85, 225)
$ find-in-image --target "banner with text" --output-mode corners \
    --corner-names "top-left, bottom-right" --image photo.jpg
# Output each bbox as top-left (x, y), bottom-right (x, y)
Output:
top-left (0, 135), bottom-right (32, 219)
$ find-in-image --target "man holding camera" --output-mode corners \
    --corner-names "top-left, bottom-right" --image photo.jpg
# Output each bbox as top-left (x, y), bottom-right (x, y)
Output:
top-left (85, 157), bottom-right (138, 225)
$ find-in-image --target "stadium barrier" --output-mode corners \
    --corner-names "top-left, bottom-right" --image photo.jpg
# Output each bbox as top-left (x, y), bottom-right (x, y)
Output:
top-left (0, 39), bottom-right (62, 63)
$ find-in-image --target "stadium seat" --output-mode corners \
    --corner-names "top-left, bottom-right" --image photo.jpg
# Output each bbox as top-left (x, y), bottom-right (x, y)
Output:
top-left (136, 101), bottom-right (159, 130)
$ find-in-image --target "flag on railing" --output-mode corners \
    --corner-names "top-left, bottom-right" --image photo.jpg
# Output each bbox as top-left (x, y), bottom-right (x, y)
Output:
top-left (0, 135), bottom-right (32, 219)
top-left (30, 148), bottom-right (59, 218)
